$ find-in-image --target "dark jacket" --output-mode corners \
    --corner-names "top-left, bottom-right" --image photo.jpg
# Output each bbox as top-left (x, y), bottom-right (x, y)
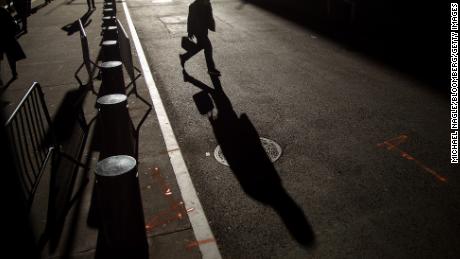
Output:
top-left (0, 7), bottom-right (26, 61)
top-left (187, 0), bottom-right (215, 37)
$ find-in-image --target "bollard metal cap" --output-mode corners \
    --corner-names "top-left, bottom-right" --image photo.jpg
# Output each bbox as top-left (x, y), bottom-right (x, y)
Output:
top-left (102, 40), bottom-right (118, 46)
top-left (100, 61), bottom-right (122, 68)
top-left (102, 26), bottom-right (118, 31)
top-left (97, 94), bottom-right (127, 105)
top-left (96, 155), bottom-right (137, 177)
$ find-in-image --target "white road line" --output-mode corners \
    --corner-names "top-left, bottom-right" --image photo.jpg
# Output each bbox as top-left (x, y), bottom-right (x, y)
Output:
top-left (121, 2), bottom-right (222, 259)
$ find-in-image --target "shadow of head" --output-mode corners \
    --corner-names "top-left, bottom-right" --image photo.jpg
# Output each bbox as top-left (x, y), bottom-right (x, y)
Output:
top-left (61, 9), bottom-right (94, 35)
top-left (190, 73), bottom-right (315, 247)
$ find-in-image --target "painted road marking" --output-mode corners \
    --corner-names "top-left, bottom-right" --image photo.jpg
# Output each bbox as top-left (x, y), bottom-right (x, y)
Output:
top-left (121, 3), bottom-right (222, 258)
top-left (377, 134), bottom-right (447, 183)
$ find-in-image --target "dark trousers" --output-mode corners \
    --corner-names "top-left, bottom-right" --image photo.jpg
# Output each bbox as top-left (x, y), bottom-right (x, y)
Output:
top-left (6, 53), bottom-right (17, 75)
top-left (182, 34), bottom-right (216, 70)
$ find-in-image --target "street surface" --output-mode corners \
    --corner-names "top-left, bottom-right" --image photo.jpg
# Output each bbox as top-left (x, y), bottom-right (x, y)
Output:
top-left (84, 0), bottom-right (460, 257)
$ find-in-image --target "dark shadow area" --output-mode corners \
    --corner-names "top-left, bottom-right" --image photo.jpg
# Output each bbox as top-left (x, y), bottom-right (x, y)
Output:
top-left (58, 114), bottom-right (97, 259)
top-left (0, 77), bottom-right (17, 96)
top-left (184, 71), bottom-right (315, 246)
top-left (242, 0), bottom-right (450, 93)
top-left (1, 103), bottom-right (39, 259)
top-left (1, 82), bottom-right (95, 257)
top-left (4, 82), bottom-right (56, 214)
top-left (0, 99), bottom-right (10, 109)
top-left (86, 97), bottom-right (150, 259)
top-left (30, 2), bottom-right (49, 14)
top-left (15, 29), bottom-right (28, 39)
top-left (61, 8), bottom-right (94, 35)
top-left (38, 86), bottom-right (91, 253)
top-left (93, 156), bottom-right (148, 259)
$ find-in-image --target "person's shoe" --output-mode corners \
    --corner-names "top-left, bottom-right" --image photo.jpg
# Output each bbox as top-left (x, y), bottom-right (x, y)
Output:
top-left (179, 54), bottom-right (185, 68)
top-left (208, 69), bottom-right (221, 76)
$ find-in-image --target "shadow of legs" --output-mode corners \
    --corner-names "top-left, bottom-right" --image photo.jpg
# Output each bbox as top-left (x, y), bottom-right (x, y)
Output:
top-left (186, 72), bottom-right (315, 247)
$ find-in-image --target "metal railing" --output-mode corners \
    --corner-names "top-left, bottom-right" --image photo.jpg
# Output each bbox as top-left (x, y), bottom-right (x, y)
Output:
top-left (4, 82), bottom-right (57, 211)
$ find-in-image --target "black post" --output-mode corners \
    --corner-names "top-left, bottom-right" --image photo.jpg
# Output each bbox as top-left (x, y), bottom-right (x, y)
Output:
top-left (99, 61), bottom-right (124, 95)
top-left (102, 25), bottom-right (118, 41)
top-left (94, 155), bottom-right (148, 259)
top-left (96, 94), bottom-right (135, 159)
top-left (102, 16), bottom-right (116, 27)
top-left (103, 8), bottom-right (116, 17)
top-left (102, 40), bottom-right (120, 62)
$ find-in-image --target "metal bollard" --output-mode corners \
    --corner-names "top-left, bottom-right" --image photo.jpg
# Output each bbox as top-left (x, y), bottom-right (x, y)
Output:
top-left (102, 40), bottom-right (120, 62)
top-left (104, 0), bottom-right (116, 6)
top-left (103, 1), bottom-right (116, 12)
top-left (101, 16), bottom-right (116, 27)
top-left (102, 25), bottom-right (118, 41)
top-left (96, 94), bottom-right (135, 159)
top-left (100, 61), bottom-right (124, 95)
top-left (94, 155), bottom-right (148, 259)
top-left (103, 8), bottom-right (116, 17)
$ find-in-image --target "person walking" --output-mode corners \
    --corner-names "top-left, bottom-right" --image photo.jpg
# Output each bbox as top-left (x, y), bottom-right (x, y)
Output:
top-left (179, 0), bottom-right (221, 76)
top-left (0, 7), bottom-right (26, 79)
top-left (12, 0), bottom-right (30, 33)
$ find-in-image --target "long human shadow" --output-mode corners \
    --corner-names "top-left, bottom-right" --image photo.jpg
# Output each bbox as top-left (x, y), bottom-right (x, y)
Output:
top-left (183, 71), bottom-right (315, 246)
top-left (61, 8), bottom-right (94, 35)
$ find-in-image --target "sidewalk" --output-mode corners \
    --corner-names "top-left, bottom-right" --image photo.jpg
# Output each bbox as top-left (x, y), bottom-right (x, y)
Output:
top-left (1, 0), bottom-right (203, 258)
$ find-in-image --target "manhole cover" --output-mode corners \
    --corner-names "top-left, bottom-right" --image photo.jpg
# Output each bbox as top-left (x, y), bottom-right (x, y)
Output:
top-left (214, 137), bottom-right (282, 166)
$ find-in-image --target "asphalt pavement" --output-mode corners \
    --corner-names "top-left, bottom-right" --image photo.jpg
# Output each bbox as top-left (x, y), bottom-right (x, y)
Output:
top-left (1, 0), bottom-right (459, 258)
top-left (126, 0), bottom-right (460, 258)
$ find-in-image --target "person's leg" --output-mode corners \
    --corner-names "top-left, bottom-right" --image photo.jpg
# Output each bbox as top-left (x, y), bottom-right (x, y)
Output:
top-left (19, 12), bottom-right (28, 32)
top-left (200, 36), bottom-right (220, 75)
top-left (6, 53), bottom-right (17, 78)
top-left (201, 36), bottom-right (216, 71)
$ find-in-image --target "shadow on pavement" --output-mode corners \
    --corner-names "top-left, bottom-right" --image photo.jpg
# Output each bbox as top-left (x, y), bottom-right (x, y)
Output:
top-left (30, 2), bottom-right (49, 14)
top-left (1, 105), bottom-right (39, 258)
top-left (38, 86), bottom-right (92, 253)
top-left (0, 77), bottom-right (17, 96)
top-left (184, 71), bottom-right (315, 247)
top-left (241, 0), bottom-right (449, 92)
top-left (86, 89), bottom-right (151, 258)
top-left (61, 8), bottom-right (94, 35)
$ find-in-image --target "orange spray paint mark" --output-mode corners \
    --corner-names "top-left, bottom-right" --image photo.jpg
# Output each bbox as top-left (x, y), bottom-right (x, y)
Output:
top-left (377, 134), bottom-right (447, 183)
top-left (186, 238), bottom-right (216, 250)
top-left (377, 134), bottom-right (408, 150)
top-left (145, 167), bottom-right (195, 232)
